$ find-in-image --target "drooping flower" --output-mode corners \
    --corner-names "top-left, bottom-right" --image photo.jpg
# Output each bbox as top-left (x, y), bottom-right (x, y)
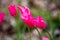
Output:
top-left (8, 5), bottom-right (17, 16)
top-left (18, 6), bottom-right (34, 28)
top-left (42, 36), bottom-right (49, 40)
top-left (0, 12), bottom-right (5, 25)
top-left (32, 16), bottom-right (46, 29)
top-left (18, 6), bottom-right (46, 29)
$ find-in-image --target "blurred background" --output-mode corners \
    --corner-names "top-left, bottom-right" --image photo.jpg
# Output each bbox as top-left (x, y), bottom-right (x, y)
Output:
top-left (0, 0), bottom-right (60, 40)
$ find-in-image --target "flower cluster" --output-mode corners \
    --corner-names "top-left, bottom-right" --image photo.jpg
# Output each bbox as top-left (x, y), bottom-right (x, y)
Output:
top-left (0, 4), bottom-right (46, 30)
top-left (0, 4), bottom-right (47, 40)
top-left (18, 6), bottom-right (46, 29)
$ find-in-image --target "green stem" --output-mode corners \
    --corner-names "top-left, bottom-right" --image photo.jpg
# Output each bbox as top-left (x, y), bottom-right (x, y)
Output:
top-left (35, 27), bottom-right (42, 40)
top-left (27, 27), bottom-right (32, 40)
top-left (22, 24), bottom-right (26, 33)
top-left (45, 30), bottom-right (53, 40)
top-left (13, 25), bottom-right (20, 40)
top-left (13, 18), bottom-right (23, 40)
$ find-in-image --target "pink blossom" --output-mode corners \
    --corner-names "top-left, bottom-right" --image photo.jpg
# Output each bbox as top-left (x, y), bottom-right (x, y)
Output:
top-left (8, 5), bottom-right (17, 16)
top-left (32, 16), bottom-right (46, 29)
top-left (42, 36), bottom-right (49, 40)
top-left (0, 12), bottom-right (5, 25)
top-left (18, 6), bottom-right (34, 28)
top-left (18, 6), bottom-right (46, 29)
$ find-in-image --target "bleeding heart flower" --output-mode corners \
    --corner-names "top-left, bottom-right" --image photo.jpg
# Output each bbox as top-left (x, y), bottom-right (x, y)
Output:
top-left (42, 36), bottom-right (49, 40)
top-left (32, 16), bottom-right (46, 29)
top-left (18, 6), bottom-right (34, 28)
top-left (0, 12), bottom-right (5, 25)
top-left (8, 5), bottom-right (17, 16)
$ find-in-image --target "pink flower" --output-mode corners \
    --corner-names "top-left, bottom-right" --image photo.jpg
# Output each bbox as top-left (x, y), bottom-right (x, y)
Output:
top-left (42, 36), bottom-right (49, 40)
top-left (8, 5), bottom-right (17, 16)
top-left (18, 6), bottom-right (34, 28)
top-left (0, 12), bottom-right (5, 25)
top-left (32, 16), bottom-right (46, 29)
top-left (18, 6), bottom-right (46, 29)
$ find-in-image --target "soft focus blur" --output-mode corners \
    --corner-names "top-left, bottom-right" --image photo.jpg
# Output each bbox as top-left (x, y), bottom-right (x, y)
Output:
top-left (0, 0), bottom-right (60, 40)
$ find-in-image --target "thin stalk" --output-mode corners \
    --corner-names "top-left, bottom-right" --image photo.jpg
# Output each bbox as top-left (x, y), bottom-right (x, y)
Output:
top-left (45, 30), bottom-right (53, 40)
top-left (14, 18), bottom-right (23, 40)
top-left (35, 27), bottom-right (42, 40)
top-left (13, 25), bottom-right (20, 40)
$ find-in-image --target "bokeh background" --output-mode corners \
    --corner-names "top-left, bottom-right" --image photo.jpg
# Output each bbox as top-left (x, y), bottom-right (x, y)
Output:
top-left (0, 0), bottom-right (60, 40)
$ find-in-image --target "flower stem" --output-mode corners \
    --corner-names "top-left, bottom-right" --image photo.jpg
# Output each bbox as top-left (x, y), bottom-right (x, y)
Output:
top-left (27, 27), bottom-right (32, 40)
top-left (35, 27), bottom-right (42, 40)
top-left (45, 30), bottom-right (53, 40)
top-left (14, 18), bottom-right (24, 40)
